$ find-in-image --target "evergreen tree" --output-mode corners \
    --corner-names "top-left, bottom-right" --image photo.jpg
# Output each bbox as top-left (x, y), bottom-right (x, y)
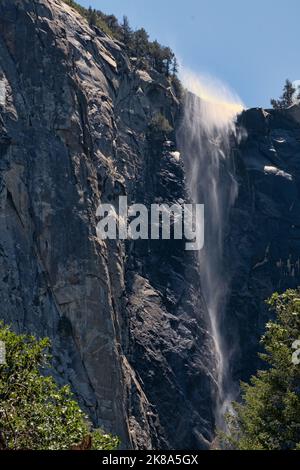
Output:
top-left (172, 57), bottom-right (179, 76)
top-left (104, 14), bottom-right (119, 34)
top-left (0, 323), bottom-right (120, 450)
top-left (149, 40), bottom-right (163, 72)
top-left (282, 79), bottom-right (296, 107)
top-left (87, 7), bottom-right (97, 27)
top-left (133, 28), bottom-right (149, 58)
top-left (271, 79), bottom-right (296, 109)
top-left (121, 15), bottom-right (132, 50)
top-left (162, 47), bottom-right (174, 76)
top-left (221, 289), bottom-right (300, 450)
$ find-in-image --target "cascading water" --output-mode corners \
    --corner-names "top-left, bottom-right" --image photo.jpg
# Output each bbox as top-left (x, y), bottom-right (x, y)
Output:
top-left (178, 71), bottom-right (244, 428)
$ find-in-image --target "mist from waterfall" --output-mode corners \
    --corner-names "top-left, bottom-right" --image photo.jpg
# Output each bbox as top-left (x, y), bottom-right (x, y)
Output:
top-left (178, 70), bottom-right (244, 427)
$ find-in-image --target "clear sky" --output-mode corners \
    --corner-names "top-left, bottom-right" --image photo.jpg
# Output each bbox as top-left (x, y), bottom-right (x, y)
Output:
top-left (77, 0), bottom-right (300, 108)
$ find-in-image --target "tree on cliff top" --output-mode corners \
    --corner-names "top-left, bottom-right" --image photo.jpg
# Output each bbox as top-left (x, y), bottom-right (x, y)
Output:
top-left (120, 15), bottom-right (133, 50)
top-left (271, 79), bottom-right (296, 109)
top-left (221, 289), bottom-right (300, 450)
top-left (0, 323), bottom-right (120, 450)
top-left (87, 7), bottom-right (97, 27)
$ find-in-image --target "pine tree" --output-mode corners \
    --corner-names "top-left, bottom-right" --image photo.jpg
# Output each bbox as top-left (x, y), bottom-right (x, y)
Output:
top-left (281, 79), bottom-right (296, 107)
top-left (221, 289), bottom-right (300, 450)
top-left (149, 41), bottom-right (164, 72)
top-left (121, 15), bottom-right (132, 50)
top-left (133, 28), bottom-right (149, 58)
top-left (172, 57), bottom-right (179, 76)
top-left (87, 7), bottom-right (97, 27)
top-left (271, 79), bottom-right (296, 109)
top-left (105, 14), bottom-right (119, 34)
top-left (162, 47), bottom-right (174, 76)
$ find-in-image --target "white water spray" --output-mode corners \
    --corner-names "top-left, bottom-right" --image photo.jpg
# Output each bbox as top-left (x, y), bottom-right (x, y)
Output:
top-left (178, 70), bottom-right (244, 427)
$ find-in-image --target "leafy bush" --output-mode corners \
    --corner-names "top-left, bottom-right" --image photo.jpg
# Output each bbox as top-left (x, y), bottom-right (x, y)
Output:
top-left (221, 289), bottom-right (300, 450)
top-left (148, 113), bottom-right (173, 143)
top-left (0, 323), bottom-right (120, 450)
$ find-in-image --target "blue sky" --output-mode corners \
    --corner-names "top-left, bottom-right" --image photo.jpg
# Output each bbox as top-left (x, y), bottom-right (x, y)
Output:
top-left (77, 0), bottom-right (299, 108)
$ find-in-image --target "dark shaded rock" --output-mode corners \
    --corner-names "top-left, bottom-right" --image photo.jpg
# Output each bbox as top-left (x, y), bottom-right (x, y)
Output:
top-left (227, 104), bottom-right (300, 383)
top-left (238, 107), bottom-right (270, 136)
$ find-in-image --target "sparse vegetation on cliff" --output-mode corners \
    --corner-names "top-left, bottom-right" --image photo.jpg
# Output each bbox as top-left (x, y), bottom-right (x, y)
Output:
top-left (0, 323), bottom-right (119, 450)
top-left (148, 113), bottom-right (173, 143)
top-left (271, 79), bottom-right (298, 109)
top-left (62, 0), bottom-right (178, 79)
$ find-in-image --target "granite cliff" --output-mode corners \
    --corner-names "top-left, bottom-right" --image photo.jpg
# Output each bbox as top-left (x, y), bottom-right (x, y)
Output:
top-left (0, 0), bottom-right (300, 450)
top-left (227, 106), bottom-right (300, 385)
top-left (0, 0), bottom-right (215, 449)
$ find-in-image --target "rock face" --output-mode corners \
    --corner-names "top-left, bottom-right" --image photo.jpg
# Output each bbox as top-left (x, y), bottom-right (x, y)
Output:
top-left (226, 106), bottom-right (300, 384)
top-left (1, 0), bottom-right (299, 451)
top-left (0, 0), bottom-right (215, 449)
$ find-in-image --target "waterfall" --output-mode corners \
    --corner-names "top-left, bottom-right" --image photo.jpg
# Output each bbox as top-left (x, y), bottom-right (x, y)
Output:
top-left (178, 71), bottom-right (244, 427)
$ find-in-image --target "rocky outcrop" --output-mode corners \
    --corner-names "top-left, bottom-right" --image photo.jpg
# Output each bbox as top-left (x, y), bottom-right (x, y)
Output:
top-left (0, 0), bottom-right (215, 449)
top-left (2, 0), bottom-right (298, 451)
top-left (226, 105), bottom-right (300, 383)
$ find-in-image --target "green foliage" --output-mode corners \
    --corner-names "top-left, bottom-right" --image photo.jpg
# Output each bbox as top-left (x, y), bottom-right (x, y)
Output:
top-left (221, 289), bottom-right (300, 450)
top-left (87, 7), bottom-right (97, 27)
top-left (171, 75), bottom-right (183, 99)
top-left (271, 79), bottom-right (296, 109)
top-left (62, 1), bottom-right (116, 37)
top-left (120, 15), bottom-right (133, 50)
top-left (172, 57), bottom-right (179, 76)
top-left (0, 323), bottom-right (120, 450)
top-left (132, 28), bottom-right (150, 68)
top-left (148, 113), bottom-right (173, 143)
top-left (149, 42), bottom-right (175, 75)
